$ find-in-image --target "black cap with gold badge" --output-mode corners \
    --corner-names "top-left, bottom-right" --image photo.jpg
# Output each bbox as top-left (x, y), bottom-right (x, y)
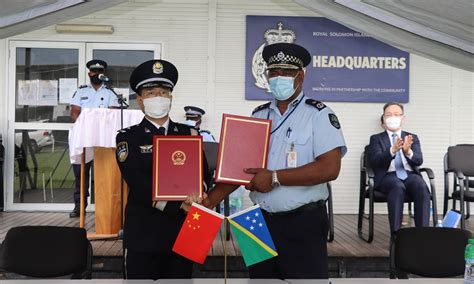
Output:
top-left (129, 59), bottom-right (178, 94)
top-left (86, 59), bottom-right (107, 71)
top-left (262, 43), bottom-right (311, 70)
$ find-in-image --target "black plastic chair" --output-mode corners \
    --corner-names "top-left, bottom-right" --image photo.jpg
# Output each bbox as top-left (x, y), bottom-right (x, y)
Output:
top-left (0, 226), bottom-right (93, 279)
top-left (443, 144), bottom-right (474, 229)
top-left (390, 227), bottom-right (471, 278)
top-left (357, 145), bottom-right (438, 243)
top-left (0, 137), bottom-right (4, 211)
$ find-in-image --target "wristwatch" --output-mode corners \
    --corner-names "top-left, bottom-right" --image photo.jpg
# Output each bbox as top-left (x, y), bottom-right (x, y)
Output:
top-left (271, 171), bottom-right (281, 188)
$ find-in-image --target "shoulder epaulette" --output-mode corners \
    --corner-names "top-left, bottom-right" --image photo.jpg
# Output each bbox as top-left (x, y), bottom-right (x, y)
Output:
top-left (200, 130), bottom-right (210, 134)
top-left (252, 102), bottom-right (271, 115)
top-left (305, 99), bottom-right (326, 111)
top-left (117, 126), bottom-right (131, 134)
top-left (78, 85), bottom-right (88, 89)
top-left (117, 125), bottom-right (137, 134)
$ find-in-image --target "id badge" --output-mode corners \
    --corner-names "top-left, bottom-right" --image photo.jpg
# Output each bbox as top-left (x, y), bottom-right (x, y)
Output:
top-left (287, 142), bottom-right (297, 168)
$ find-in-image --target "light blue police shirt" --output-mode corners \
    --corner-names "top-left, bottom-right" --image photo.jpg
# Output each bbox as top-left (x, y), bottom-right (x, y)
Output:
top-left (70, 84), bottom-right (119, 109)
top-left (250, 92), bottom-right (347, 213)
top-left (199, 130), bottom-right (216, 142)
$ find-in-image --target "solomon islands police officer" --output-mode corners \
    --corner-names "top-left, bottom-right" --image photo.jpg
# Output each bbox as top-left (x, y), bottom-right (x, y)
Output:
top-left (115, 59), bottom-right (210, 280)
top-left (203, 42), bottom-right (347, 279)
top-left (69, 59), bottom-right (119, 218)
top-left (183, 106), bottom-right (216, 142)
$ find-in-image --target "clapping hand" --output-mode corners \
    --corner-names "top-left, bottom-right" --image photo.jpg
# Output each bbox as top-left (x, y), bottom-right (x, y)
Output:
top-left (402, 135), bottom-right (413, 155)
top-left (391, 136), bottom-right (404, 154)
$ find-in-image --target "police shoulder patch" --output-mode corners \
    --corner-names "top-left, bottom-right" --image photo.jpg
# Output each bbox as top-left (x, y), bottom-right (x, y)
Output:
top-left (116, 141), bottom-right (129, 162)
top-left (117, 126), bottom-right (133, 134)
top-left (305, 99), bottom-right (326, 111)
top-left (328, 113), bottom-right (341, 129)
top-left (252, 102), bottom-right (271, 114)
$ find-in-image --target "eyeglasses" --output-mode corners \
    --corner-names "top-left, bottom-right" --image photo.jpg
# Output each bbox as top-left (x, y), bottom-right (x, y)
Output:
top-left (141, 87), bottom-right (172, 99)
top-left (384, 113), bottom-right (404, 118)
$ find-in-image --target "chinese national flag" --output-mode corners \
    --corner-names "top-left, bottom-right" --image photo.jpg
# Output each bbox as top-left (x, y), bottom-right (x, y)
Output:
top-left (172, 203), bottom-right (224, 264)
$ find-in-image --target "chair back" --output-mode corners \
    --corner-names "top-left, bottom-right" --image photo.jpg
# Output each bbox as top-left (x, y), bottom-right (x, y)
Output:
top-left (360, 145), bottom-right (375, 189)
top-left (203, 142), bottom-right (219, 172)
top-left (361, 145), bottom-right (370, 171)
top-left (0, 226), bottom-right (92, 278)
top-left (391, 227), bottom-right (471, 278)
top-left (446, 144), bottom-right (474, 177)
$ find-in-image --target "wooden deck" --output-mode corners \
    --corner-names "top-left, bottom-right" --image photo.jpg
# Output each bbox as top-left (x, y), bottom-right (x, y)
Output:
top-left (0, 211), bottom-right (460, 258)
top-left (1, 211), bottom-right (471, 278)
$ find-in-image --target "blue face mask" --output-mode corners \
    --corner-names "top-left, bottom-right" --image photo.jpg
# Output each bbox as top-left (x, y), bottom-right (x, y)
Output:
top-left (268, 76), bottom-right (296, 101)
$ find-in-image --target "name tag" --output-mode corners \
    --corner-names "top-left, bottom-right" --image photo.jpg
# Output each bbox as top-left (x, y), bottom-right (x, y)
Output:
top-left (287, 142), bottom-right (297, 168)
top-left (80, 96), bottom-right (88, 100)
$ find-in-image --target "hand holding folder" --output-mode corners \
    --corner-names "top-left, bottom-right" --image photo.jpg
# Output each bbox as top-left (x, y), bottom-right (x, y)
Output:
top-left (215, 114), bottom-right (272, 185)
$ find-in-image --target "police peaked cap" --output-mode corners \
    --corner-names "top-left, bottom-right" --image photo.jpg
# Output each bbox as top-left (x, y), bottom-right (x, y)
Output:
top-left (262, 43), bottom-right (311, 69)
top-left (129, 59), bottom-right (178, 93)
top-left (184, 106), bottom-right (205, 117)
top-left (86, 59), bottom-right (107, 71)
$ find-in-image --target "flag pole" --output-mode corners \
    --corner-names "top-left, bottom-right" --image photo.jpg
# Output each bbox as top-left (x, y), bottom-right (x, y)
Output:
top-left (224, 218), bottom-right (228, 284)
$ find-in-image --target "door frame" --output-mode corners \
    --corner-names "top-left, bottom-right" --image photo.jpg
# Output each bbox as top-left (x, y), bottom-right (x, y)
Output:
top-left (5, 40), bottom-right (161, 211)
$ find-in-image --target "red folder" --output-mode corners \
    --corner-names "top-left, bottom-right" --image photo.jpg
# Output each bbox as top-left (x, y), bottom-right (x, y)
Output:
top-left (215, 114), bottom-right (271, 185)
top-left (152, 136), bottom-right (203, 201)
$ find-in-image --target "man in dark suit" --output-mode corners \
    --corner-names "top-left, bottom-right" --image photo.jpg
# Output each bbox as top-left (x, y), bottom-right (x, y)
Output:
top-left (368, 102), bottom-right (430, 233)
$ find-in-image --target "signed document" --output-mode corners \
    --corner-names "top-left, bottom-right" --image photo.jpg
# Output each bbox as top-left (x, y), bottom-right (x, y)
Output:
top-left (152, 136), bottom-right (203, 201)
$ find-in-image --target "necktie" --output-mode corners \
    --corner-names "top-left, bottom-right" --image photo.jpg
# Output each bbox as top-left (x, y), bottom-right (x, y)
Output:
top-left (158, 127), bottom-right (166, 135)
top-left (392, 133), bottom-right (408, 180)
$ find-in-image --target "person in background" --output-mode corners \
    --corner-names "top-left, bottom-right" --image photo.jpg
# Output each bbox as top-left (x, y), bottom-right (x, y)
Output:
top-left (380, 114), bottom-right (386, 130)
top-left (183, 106), bottom-right (216, 142)
top-left (368, 102), bottom-right (430, 233)
top-left (69, 59), bottom-right (119, 218)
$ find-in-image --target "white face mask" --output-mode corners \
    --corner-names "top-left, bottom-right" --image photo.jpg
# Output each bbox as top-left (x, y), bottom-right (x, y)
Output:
top-left (143, 96), bottom-right (171, 119)
top-left (184, 120), bottom-right (197, 127)
top-left (385, 116), bottom-right (402, 131)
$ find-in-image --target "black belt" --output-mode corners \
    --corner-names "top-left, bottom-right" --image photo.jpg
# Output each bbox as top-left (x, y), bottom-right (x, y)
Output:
top-left (262, 200), bottom-right (326, 217)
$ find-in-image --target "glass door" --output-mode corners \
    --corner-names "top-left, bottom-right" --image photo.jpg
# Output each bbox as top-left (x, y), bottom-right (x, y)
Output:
top-left (5, 41), bottom-right (159, 211)
top-left (6, 41), bottom-right (85, 211)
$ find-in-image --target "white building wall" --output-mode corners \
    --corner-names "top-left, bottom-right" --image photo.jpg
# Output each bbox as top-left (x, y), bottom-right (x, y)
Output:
top-left (2, 0), bottom-right (473, 213)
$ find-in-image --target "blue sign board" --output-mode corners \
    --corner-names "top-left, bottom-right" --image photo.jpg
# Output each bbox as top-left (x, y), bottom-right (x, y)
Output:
top-left (245, 16), bottom-right (409, 102)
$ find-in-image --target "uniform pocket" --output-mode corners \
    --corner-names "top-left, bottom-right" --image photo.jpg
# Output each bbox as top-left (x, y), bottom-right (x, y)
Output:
top-left (284, 130), bottom-right (311, 158)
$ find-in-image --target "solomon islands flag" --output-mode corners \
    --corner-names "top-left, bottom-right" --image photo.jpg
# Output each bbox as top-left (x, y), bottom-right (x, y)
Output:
top-left (227, 204), bottom-right (277, 266)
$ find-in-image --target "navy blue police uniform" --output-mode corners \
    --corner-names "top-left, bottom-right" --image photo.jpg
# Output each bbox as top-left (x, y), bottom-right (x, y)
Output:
top-left (116, 60), bottom-right (210, 279)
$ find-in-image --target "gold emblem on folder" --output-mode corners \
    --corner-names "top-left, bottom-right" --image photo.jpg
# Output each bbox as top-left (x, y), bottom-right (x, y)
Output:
top-left (172, 150), bottom-right (186, 166)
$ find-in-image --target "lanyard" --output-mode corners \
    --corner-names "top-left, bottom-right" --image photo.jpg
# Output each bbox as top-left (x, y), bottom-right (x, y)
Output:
top-left (268, 94), bottom-right (305, 135)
